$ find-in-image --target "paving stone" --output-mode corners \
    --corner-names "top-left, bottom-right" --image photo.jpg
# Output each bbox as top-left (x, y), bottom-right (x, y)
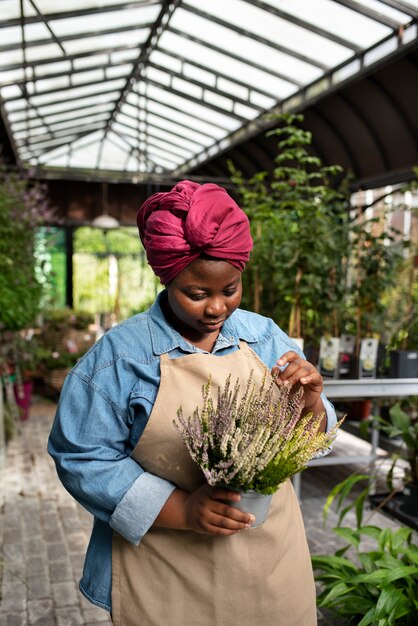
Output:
top-left (52, 580), bottom-right (79, 608)
top-left (67, 532), bottom-right (88, 553)
top-left (25, 555), bottom-right (48, 577)
top-left (27, 598), bottom-right (55, 625)
top-left (50, 559), bottom-right (74, 582)
top-left (0, 614), bottom-right (27, 626)
top-left (82, 606), bottom-right (112, 624)
top-left (46, 541), bottom-right (69, 562)
top-left (26, 574), bottom-right (52, 600)
top-left (0, 581), bottom-right (27, 613)
top-left (55, 606), bottom-right (84, 626)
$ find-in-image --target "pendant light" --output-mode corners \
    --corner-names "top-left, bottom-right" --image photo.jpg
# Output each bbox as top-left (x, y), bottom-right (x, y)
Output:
top-left (91, 183), bottom-right (120, 229)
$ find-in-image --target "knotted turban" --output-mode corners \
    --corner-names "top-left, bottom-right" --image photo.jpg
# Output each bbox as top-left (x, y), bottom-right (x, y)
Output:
top-left (137, 180), bottom-right (253, 284)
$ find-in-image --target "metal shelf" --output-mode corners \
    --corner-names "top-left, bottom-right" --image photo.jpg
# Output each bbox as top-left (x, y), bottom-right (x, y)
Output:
top-left (292, 378), bottom-right (418, 500)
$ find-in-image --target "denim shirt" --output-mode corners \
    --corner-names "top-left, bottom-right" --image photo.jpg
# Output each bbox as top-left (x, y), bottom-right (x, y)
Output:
top-left (48, 291), bottom-right (337, 611)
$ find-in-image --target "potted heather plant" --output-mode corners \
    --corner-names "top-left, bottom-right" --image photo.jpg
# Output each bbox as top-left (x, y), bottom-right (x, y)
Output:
top-left (175, 372), bottom-right (343, 526)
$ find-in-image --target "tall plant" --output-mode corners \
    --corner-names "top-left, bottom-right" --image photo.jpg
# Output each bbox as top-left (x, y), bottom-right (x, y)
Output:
top-left (0, 168), bottom-right (52, 330)
top-left (345, 193), bottom-right (408, 348)
top-left (230, 113), bottom-right (351, 343)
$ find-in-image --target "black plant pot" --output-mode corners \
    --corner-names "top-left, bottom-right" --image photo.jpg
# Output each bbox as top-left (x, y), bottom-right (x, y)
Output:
top-left (369, 490), bottom-right (418, 531)
top-left (389, 350), bottom-right (418, 378)
top-left (400, 483), bottom-right (418, 517)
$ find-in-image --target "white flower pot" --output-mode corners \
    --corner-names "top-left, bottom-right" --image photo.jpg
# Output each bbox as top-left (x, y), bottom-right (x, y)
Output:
top-left (224, 489), bottom-right (273, 528)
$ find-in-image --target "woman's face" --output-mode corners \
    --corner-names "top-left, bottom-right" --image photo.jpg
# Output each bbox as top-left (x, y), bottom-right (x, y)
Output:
top-left (165, 258), bottom-right (242, 346)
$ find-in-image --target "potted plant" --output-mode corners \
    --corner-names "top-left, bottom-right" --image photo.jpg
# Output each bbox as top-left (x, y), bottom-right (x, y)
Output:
top-left (229, 113), bottom-right (351, 354)
top-left (312, 474), bottom-right (418, 625)
top-left (175, 372), bottom-right (343, 526)
top-left (369, 400), bottom-right (418, 522)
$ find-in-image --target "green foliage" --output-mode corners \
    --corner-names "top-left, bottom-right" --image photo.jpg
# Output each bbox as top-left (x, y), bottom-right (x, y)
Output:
top-left (312, 475), bottom-right (418, 625)
top-left (374, 402), bottom-right (418, 488)
top-left (230, 113), bottom-right (351, 341)
top-left (0, 169), bottom-right (51, 330)
top-left (37, 348), bottom-right (85, 370)
top-left (43, 308), bottom-right (94, 330)
top-left (72, 227), bottom-right (158, 320)
top-left (345, 215), bottom-right (406, 339)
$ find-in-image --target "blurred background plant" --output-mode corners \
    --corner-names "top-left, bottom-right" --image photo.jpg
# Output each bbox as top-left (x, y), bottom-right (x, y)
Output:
top-left (312, 474), bottom-right (418, 625)
top-left (0, 167), bottom-right (55, 331)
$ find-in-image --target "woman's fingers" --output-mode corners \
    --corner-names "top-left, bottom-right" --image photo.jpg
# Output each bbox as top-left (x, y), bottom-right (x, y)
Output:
top-left (184, 485), bottom-right (255, 535)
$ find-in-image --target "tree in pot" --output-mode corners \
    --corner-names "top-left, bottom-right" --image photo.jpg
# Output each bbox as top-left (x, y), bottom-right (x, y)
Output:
top-left (229, 113), bottom-right (351, 355)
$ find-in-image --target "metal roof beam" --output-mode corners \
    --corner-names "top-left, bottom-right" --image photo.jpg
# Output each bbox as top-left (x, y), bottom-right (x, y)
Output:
top-left (332, 0), bottom-right (405, 29)
top-left (181, 2), bottom-right (329, 70)
top-left (10, 89), bottom-right (115, 117)
top-left (28, 128), bottom-right (101, 157)
top-left (27, 0), bottom-right (66, 53)
top-left (117, 111), bottom-right (203, 148)
top-left (11, 103), bottom-right (114, 129)
top-left (131, 89), bottom-right (232, 131)
top-left (0, 1), bottom-right (161, 28)
top-left (17, 113), bottom-right (109, 139)
top-left (117, 120), bottom-right (198, 155)
top-left (370, 0), bottom-right (418, 18)
top-left (22, 121), bottom-right (106, 148)
top-left (1, 59), bottom-right (134, 90)
top-left (243, 0), bottom-right (363, 51)
top-left (147, 61), bottom-right (264, 111)
top-left (122, 101), bottom-right (214, 141)
top-left (0, 22), bottom-right (153, 53)
top-left (156, 46), bottom-right (278, 100)
top-left (169, 27), bottom-right (302, 88)
top-left (2, 76), bottom-right (125, 103)
top-left (0, 43), bottom-right (140, 72)
top-left (143, 76), bottom-right (247, 122)
top-left (102, 0), bottom-right (179, 143)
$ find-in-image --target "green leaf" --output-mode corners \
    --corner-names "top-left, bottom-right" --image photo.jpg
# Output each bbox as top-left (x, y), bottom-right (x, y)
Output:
top-left (357, 607), bottom-right (376, 626)
top-left (311, 555), bottom-right (358, 572)
top-left (383, 565), bottom-right (418, 584)
top-left (332, 527), bottom-right (361, 548)
top-left (320, 581), bottom-right (353, 605)
top-left (375, 587), bottom-right (408, 621)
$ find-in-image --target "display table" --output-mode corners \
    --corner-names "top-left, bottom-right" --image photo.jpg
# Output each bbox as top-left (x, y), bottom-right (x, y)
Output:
top-left (292, 378), bottom-right (418, 500)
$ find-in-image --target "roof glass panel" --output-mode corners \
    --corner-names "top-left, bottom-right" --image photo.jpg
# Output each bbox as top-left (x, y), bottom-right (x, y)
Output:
top-left (184, 0), bottom-right (354, 65)
top-left (0, 0), bottom-right (416, 178)
top-left (260, 0), bottom-right (392, 46)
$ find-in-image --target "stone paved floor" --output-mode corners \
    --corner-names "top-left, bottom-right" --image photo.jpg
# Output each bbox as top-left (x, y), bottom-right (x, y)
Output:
top-left (0, 397), bottom-right (410, 626)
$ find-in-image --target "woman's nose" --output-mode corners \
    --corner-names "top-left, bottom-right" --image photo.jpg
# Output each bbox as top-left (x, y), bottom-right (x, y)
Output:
top-left (205, 297), bottom-right (226, 317)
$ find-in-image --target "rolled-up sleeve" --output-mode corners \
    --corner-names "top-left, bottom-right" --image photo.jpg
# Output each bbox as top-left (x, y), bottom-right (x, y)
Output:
top-left (48, 371), bottom-right (176, 544)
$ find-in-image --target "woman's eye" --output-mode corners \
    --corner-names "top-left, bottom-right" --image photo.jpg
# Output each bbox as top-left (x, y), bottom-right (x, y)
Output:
top-left (224, 289), bottom-right (237, 297)
top-left (189, 293), bottom-right (206, 301)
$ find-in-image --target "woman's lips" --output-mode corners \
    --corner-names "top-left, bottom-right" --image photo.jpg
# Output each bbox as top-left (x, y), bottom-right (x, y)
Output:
top-left (201, 319), bottom-right (224, 329)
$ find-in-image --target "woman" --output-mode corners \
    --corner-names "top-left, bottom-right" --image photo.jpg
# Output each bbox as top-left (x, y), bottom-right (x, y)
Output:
top-left (48, 181), bottom-right (337, 625)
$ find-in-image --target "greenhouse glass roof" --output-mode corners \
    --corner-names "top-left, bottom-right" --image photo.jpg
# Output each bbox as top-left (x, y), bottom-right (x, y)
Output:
top-left (0, 0), bottom-right (417, 181)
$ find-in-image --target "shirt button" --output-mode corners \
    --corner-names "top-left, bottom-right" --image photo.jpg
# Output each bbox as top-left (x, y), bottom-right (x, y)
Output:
top-left (229, 336), bottom-right (234, 341)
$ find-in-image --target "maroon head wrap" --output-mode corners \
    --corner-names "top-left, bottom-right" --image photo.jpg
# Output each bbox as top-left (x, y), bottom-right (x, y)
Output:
top-left (137, 180), bottom-right (253, 284)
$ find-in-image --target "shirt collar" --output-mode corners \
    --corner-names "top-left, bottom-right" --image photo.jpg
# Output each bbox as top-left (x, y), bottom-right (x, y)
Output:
top-left (147, 290), bottom-right (258, 356)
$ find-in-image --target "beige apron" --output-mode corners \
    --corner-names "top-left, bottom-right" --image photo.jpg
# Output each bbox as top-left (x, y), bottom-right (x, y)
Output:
top-left (112, 342), bottom-right (316, 626)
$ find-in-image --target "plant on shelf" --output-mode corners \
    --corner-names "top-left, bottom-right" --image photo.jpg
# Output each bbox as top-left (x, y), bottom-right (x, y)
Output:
top-left (229, 113), bottom-right (351, 346)
top-left (373, 400), bottom-right (418, 518)
top-left (175, 372), bottom-right (343, 496)
top-left (312, 474), bottom-right (418, 626)
top-left (345, 203), bottom-right (407, 356)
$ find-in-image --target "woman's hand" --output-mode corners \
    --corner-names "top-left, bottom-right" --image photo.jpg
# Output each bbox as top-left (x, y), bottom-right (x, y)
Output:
top-left (271, 351), bottom-right (326, 425)
top-left (154, 484), bottom-right (254, 535)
